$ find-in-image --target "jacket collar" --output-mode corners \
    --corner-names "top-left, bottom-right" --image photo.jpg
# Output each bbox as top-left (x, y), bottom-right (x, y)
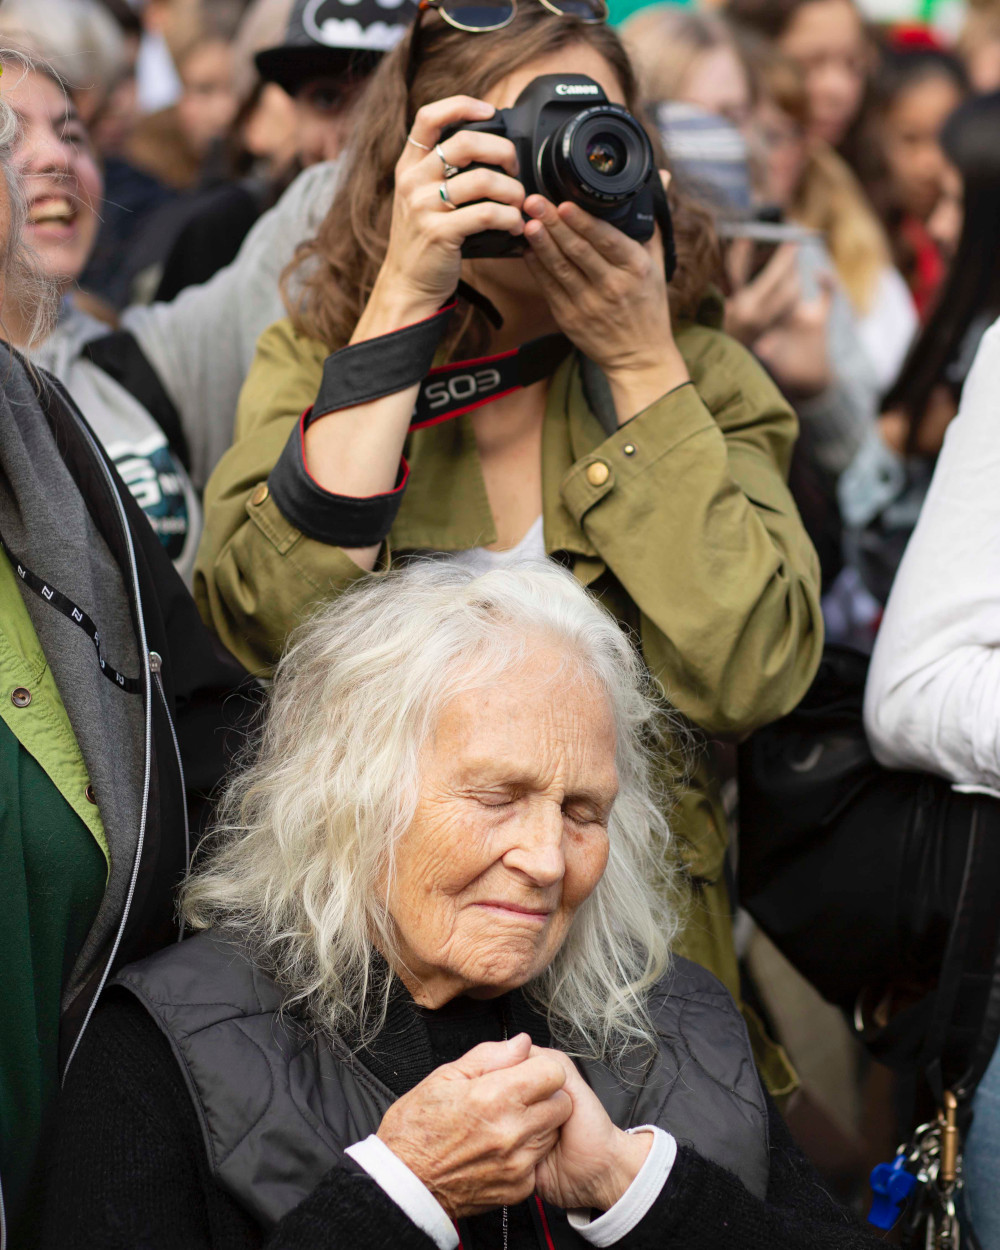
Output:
top-left (389, 355), bottom-right (603, 560)
top-left (344, 961), bottom-right (552, 1098)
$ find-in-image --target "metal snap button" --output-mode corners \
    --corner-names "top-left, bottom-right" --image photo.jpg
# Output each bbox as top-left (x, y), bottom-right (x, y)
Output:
top-left (623, 443), bottom-right (636, 457)
top-left (86, 784), bottom-right (97, 805)
top-left (251, 482), bottom-right (269, 506)
top-left (11, 687), bottom-right (31, 708)
top-left (586, 461), bottom-right (610, 487)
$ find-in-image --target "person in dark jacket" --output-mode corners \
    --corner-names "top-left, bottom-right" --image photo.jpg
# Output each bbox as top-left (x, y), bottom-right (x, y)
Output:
top-left (46, 563), bottom-right (885, 1250)
top-left (0, 88), bottom-right (250, 1247)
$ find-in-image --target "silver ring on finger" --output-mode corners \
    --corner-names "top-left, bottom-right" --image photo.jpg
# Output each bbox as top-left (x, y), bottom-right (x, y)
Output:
top-left (435, 142), bottom-right (460, 179)
top-left (406, 134), bottom-right (432, 151)
top-left (439, 181), bottom-right (457, 210)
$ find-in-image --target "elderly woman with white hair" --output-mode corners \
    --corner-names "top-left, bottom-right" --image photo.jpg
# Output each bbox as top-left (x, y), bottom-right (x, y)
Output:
top-left (46, 564), bottom-right (883, 1250)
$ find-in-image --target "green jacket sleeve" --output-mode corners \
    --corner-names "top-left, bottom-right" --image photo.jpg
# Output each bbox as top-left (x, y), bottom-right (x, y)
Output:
top-left (561, 326), bottom-right (823, 736)
top-left (193, 318), bottom-right (372, 675)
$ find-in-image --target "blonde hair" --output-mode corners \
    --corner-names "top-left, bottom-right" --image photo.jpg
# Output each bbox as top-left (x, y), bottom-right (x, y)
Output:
top-left (0, 50), bottom-right (60, 348)
top-left (181, 562), bottom-right (684, 1065)
top-left (751, 42), bottom-right (890, 315)
top-left (793, 143), bottom-right (890, 315)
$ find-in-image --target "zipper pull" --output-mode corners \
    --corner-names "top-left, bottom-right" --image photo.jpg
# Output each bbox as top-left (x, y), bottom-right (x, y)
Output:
top-left (149, 651), bottom-right (163, 673)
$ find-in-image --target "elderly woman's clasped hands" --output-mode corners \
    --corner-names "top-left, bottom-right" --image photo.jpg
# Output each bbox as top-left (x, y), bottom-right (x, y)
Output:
top-left (46, 564), bottom-right (891, 1248)
top-left (377, 1033), bottom-right (652, 1219)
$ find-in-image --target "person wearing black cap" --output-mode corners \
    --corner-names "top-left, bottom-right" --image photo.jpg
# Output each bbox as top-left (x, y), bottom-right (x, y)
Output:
top-left (153, 0), bottom-right (415, 300)
top-left (257, 0), bottom-right (415, 166)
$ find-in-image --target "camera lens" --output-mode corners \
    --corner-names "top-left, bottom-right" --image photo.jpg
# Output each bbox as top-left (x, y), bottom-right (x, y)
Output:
top-left (539, 104), bottom-right (653, 215)
top-left (586, 134), bottom-right (627, 176)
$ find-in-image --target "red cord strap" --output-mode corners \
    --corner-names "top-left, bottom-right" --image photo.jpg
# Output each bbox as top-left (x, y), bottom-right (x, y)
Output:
top-left (268, 299), bottom-right (570, 549)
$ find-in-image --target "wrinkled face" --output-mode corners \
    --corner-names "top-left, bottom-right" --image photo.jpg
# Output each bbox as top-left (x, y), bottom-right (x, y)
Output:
top-left (387, 646), bottom-right (618, 1006)
top-left (780, 0), bottom-right (867, 146)
top-left (881, 75), bottom-right (964, 222)
top-left (9, 70), bottom-right (102, 287)
top-left (679, 45), bottom-right (753, 131)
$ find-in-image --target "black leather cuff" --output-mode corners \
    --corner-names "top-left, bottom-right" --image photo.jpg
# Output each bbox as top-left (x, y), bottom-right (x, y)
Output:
top-left (263, 301), bottom-right (455, 547)
top-left (267, 302), bottom-right (456, 548)
top-left (269, 410), bottom-right (409, 548)
top-left (313, 301), bottom-right (455, 418)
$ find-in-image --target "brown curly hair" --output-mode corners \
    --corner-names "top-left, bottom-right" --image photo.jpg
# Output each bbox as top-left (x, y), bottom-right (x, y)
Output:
top-left (281, 6), bottom-right (721, 355)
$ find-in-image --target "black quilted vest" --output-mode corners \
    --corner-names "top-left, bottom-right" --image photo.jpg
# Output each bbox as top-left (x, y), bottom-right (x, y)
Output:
top-left (115, 933), bottom-right (770, 1238)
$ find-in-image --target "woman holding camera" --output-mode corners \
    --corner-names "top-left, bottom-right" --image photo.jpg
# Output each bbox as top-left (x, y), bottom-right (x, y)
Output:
top-left (196, 1), bottom-right (823, 1056)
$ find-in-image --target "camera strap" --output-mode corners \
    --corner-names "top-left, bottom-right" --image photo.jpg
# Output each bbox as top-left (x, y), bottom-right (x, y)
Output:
top-left (309, 283), bottom-right (570, 433)
top-left (0, 529), bottom-right (141, 694)
top-left (411, 333), bottom-right (571, 430)
top-left (270, 285), bottom-right (571, 550)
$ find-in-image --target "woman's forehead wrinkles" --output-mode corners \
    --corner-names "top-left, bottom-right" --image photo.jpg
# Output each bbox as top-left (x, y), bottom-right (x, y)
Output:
top-left (451, 750), bottom-right (618, 797)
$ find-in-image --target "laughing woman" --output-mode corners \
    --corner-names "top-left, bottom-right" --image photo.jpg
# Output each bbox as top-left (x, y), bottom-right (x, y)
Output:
top-left (195, 3), bottom-right (824, 1053)
top-left (0, 45), bottom-right (342, 585)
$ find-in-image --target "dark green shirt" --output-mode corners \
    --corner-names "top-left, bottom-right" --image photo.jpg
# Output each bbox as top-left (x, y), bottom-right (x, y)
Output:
top-left (0, 556), bottom-right (107, 1244)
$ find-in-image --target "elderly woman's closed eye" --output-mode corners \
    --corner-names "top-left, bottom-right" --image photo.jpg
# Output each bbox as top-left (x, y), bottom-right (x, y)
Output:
top-left (388, 655), bottom-right (618, 1009)
top-left (43, 563), bottom-right (886, 1250)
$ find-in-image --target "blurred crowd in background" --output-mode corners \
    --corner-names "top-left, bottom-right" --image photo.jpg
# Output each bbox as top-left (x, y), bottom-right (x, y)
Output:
top-left (4, 0), bottom-right (998, 641)
top-left (3, 0), bottom-right (1000, 1237)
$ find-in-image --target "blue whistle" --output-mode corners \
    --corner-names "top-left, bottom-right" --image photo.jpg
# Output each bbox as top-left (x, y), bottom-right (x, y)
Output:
top-left (868, 1155), bottom-right (918, 1229)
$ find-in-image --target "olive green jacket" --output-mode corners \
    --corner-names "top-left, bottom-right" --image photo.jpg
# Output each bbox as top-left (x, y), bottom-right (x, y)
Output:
top-left (195, 313), bottom-right (823, 1073)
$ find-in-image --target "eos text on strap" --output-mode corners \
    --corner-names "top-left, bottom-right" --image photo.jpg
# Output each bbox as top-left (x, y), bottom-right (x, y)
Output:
top-left (267, 294), bottom-right (572, 550)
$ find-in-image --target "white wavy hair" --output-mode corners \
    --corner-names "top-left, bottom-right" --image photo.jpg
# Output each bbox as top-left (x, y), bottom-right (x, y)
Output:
top-left (182, 562), bottom-right (685, 1063)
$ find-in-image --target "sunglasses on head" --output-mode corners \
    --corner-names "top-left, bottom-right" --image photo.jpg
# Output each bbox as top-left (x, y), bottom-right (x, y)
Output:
top-left (405, 0), bottom-right (609, 91)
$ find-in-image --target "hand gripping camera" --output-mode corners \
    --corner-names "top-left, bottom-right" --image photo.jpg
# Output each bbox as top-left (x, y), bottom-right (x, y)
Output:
top-left (442, 73), bottom-right (676, 277)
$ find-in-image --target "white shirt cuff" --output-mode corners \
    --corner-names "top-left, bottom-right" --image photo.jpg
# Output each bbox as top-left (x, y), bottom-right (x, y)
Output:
top-left (345, 1134), bottom-right (459, 1250)
top-left (567, 1126), bottom-right (677, 1247)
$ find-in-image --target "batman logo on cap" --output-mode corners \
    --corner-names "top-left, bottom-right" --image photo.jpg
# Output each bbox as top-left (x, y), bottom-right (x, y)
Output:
top-left (303, 0), bottom-right (410, 51)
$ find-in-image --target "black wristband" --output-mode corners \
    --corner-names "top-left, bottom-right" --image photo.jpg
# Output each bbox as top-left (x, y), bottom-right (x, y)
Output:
top-left (267, 300), bottom-right (456, 548)
top-left (312, 300), bottom-right (456, 419)
top-left (268, 410), bottom-right (409, 548)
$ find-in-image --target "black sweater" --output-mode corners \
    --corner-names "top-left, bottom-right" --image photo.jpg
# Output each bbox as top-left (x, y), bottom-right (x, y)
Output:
top-left (41, 990), bottom-right (888, 1249)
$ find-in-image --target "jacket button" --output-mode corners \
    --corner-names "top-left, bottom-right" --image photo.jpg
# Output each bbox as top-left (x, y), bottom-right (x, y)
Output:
top-left (623, 443), bottom-right (636, 456)
top-left (11, 687), bottom-right (31, 708)
top-left (251, 482), bottom-right (269, 506)
top-left (586, 461), bottom-right (610, 487)
top-left (86, 784), bottom-right (97, 804)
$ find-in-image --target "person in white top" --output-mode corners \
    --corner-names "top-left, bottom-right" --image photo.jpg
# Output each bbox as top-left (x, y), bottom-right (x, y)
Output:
top-left (0, 50), bottom-right (340, 585)
top-left (864, 315), bottom-right (1000, 1246)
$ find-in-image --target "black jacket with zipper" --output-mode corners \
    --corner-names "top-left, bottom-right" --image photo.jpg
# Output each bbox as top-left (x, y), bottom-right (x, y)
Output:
top-left (36, 361), bottom-right (258, 1062)
top-left (0, 350), bottom-right (256, 1249)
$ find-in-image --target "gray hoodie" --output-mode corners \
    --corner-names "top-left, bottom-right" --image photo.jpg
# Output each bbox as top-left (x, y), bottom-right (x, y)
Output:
top-left (30, 159), bottom-right (342, 585)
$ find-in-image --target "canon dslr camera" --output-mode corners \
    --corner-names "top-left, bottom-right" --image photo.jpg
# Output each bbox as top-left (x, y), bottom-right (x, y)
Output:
top-left (443, 73), bottom-right (671, 263)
